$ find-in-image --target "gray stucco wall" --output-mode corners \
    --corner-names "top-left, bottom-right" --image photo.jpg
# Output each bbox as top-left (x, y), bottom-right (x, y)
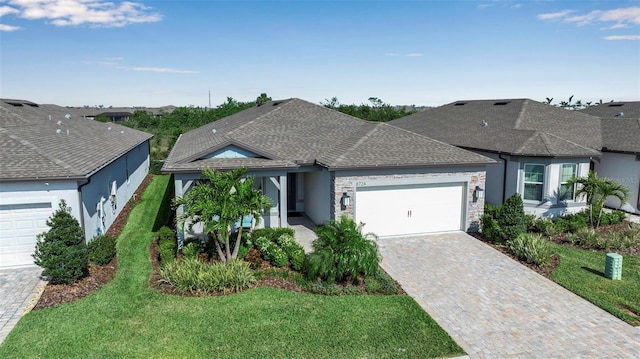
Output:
top-left (332, 166), bottom-right (486, 232)
top-left (303, 170), bottom-right (331, 225)
top-left (80, 140), bottom-right (150, 240)
top-left (593, 152), bottom-right (640, 214)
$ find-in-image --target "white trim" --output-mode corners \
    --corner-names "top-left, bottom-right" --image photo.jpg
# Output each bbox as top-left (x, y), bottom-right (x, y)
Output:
top-left (522, 163), bottom-right (545, 202)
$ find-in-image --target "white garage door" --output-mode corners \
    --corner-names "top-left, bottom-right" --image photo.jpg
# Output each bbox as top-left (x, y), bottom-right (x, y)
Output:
top-left (355, 182), bottom-right (464, 237)
top-left (0, 202), bottom-right (53, 267)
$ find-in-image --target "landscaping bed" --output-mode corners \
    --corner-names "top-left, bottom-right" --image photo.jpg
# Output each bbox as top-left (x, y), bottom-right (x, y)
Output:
top-left (33, 174), bottom-right (154, 310)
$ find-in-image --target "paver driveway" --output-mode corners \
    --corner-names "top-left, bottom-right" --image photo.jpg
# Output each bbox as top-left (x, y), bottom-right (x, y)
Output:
top-left (378, 232), bottom-right (640, 358)
top-left (0, 266), bottom-right (46, 345)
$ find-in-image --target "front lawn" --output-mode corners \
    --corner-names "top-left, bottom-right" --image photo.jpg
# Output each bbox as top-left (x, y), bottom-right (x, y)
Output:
top-left (550, 243), bottom-right (640, 326)
top-left (0, 175), bottom-right (463, 358)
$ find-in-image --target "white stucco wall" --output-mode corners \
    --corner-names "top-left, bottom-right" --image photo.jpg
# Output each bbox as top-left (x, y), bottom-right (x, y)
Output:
top-left (80, 141), bottom-right (150, 240)
top-left (303, 170), bottom-right (331, 225)
top-left (0, 179), bottom-right (81, 221)
top-left (593, 152), bottom-right (640, 214)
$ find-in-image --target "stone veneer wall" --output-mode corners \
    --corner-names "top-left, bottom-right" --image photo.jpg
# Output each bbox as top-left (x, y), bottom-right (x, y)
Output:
top-left (332, 170), bottom-right (486, 232)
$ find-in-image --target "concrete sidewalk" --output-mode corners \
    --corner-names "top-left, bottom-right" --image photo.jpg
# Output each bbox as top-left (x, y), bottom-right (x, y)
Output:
top-left (378, 232), bottom-right (640, 358)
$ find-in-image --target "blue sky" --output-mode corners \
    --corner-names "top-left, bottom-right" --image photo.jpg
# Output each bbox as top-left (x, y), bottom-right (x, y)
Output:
top-left (1, 1), bottom-right (639, 107)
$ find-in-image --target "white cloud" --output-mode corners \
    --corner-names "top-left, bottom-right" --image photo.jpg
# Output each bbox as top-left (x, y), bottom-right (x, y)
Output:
top-left (0, 23), bottom-right (21, 31)
top-left (538, 6), bottom-right (640, 27)
top-left (405, 53), bottom-right (424, 57)
top-left (6, 0), bottom-right (162, 28)
top-left (385, 53), bottom-right (401, 57)
top-left (0, 5), bottom-right (19, 16)
top-left (604, 35), bottom-right (640, 40)
top-left (125, 66), bottom-right (199, 74)
top-left (537, 10), bottom-right (574, 21)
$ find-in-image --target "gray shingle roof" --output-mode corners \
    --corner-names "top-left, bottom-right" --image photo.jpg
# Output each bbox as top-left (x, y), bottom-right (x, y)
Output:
top-left (164, 98), bottom-right (494, 172)
top-left (0, 99), bottom-right (153, 180)
top-left (390, 99), bottom-right (602, 157)
top-left (580, 102), bottom-right (640, 154)
top-left (580, 102), bottom-right (640, 119)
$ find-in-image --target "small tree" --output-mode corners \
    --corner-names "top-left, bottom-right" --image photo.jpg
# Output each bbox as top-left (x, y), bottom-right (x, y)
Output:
top-left (567, 171), bottom-right (630, 228)
top-left (498, 193), bottom-right (527, 242)
top-left (174, 168), bottom-right (272, 263)
top-left (33, 200), bottom-right (88, 284)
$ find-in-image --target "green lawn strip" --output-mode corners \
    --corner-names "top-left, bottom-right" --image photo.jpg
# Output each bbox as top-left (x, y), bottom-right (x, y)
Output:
top-left (550, 243), bottom-right (640, 326)
top-left (1, 175), bottom-right (463, 359)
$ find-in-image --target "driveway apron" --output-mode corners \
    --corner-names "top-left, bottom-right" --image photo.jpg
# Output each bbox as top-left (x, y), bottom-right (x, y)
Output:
top-left (0, 266), bottom-right (46, 345)
top-left (378, 233), bottom-right (640, 358)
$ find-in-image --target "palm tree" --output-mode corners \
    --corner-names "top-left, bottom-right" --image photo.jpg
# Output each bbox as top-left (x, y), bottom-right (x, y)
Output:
top-left (567, 171), bottom-right (630, 228)
top-left (174, 168), bottom-right (272, 263)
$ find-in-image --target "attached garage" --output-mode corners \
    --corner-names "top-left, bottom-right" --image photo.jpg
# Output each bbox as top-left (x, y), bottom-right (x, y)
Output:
top-left (0, 202), bottom-right (53, 267)
top-left (355, 182), bottom-right (466, 237)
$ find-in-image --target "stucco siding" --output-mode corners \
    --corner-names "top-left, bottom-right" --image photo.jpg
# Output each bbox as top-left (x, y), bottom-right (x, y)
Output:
top-left (333, 166), bottom-right (486, 232)
top-left (81, 140), bottom-right (150, 240)
top-left (0, 180), bottom-right (80, 221)
top-left (303, 170), bottom-right (331, 225)
top-left (593, 152), bottom-right (640, 214)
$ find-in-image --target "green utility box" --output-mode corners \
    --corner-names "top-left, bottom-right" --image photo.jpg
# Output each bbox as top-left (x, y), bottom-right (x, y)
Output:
top-left (604, 253), bottom-right (623, 280)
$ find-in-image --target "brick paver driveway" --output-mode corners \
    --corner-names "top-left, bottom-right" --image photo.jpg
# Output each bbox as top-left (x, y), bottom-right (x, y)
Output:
top-left (0, 266), bottom-right (46, 345)
top-left (378, 232), bottom-right (640, 358)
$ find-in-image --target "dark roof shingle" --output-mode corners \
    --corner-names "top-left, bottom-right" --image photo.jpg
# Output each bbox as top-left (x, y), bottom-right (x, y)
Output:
top-left (0, 99), bottom-right (153, 180)
top-left (390, 99), bottom-right (602, 157)
top-left (164, 98), bottom-right (494, 172)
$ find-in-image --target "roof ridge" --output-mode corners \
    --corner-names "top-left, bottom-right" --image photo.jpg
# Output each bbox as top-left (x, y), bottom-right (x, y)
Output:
top-left (513, 99), bottom-right (528, 129)
top-left (543, 131), bottom-right (602, 152)
top-left (514, 130), bottom-right (543, 154)
top-left (0, 127), bottom-right (79, 175)
top-left (330, 122), bottom-right (379, 165)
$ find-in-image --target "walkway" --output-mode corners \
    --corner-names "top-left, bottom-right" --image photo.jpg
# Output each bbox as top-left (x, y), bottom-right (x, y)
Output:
top-left (0, 266), bottom-right (46, 345)
top-left (288, 215), bottom-right (317, 252)
top-left (378, 233), bottom-right (640, 358)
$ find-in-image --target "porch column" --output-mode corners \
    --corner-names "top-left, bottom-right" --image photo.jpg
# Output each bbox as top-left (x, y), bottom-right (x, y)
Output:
top-left (279, 175), bottom-right (287, 227)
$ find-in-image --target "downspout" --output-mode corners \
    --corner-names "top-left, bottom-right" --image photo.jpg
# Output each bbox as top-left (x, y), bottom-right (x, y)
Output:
top-left (77, 176), bottom-right (91, 242)
top-left (499, 153), bottom-right (508, 203)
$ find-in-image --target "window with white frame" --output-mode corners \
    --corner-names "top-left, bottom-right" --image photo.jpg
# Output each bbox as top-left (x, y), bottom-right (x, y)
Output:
top-left (559, 164), bottom-right (577, 201)
top-left (523, 164), bottom-right (545, 201)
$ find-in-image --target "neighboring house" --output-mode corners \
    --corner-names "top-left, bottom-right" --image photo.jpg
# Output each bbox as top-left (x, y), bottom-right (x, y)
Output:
top-left (390, 99), bottom-right (603, 217)
top-left (163, 98), bottom-right (494, 241)
top-left (97, 111), bottom-right (133, 122)
top-left (580, 102), bottom-right (640, 214)
top-left (0, 99), bottom-right (153, 268)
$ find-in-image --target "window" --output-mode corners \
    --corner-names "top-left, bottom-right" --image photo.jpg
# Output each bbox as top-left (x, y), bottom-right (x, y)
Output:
top-left (524, 164), bottom-right (545, 201)
top-left (559, 164), bottom-right (577, 201)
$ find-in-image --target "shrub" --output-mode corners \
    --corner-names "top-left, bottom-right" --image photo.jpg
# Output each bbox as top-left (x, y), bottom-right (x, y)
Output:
top-left (480, 212), bottom-right (502, 243)
top-left (181, 242), bottom-right (201, 259)
top-left (343, 285), bottom-right (363, 295)
top-left (250, 227), bottom-right (295, 242)
top-left (254, 236), bottom-right (288, 267)
top-left (498, 193), bottom-right (527, 242)
top-left (555, 212), bottom-right (588, 233)
top-left (88, 234), bottom-right (116, 265)
top-left (156, 226), bottom-right (177, 265)
top-left (507, 233), bottom-right (551, 266)
top-left (566, 227), bottom-right (601, 248)
top-left (600, 210), bottom-right (626, 226)
top-left (567, 225), bottom-right (640, 250)
top-left (33, 200), bottom-right (88, 284)
top-left (149, 160), bottom-right (165, 175)
top-left (159, 258), bottom-right (256, 293)
top-left (364, 277), bottom-right (381, 294)
top-left (305, 215), bottom-right (380, 283)
top-left (535, 218), bottom-right (562, 237)
top-left (276, 234), bottom-right (306, 271)
top-left (304, 281), bottom-right (341, 295)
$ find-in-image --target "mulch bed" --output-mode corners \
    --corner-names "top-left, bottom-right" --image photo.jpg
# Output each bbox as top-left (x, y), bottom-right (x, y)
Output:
top-left (470, 220), bottom-right (639, 280)
top-left (34, 174), bottom-right (155, 310)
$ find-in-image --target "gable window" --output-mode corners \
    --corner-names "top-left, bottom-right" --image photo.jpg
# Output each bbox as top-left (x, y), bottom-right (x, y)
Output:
top-left (559, 164), bottom-right (577, 201)
top-left (523, 164), bottom-right (545, 201)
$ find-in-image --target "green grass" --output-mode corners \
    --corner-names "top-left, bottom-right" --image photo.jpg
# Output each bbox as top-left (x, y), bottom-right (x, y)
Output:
top-left (550, 243), bottom-right (640, 326)
top-left (0, 175), bottom-right (463, 359)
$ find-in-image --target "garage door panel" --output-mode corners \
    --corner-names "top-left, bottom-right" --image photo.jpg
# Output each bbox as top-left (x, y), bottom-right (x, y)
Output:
top-left (356, 182), bottom-right (464, 237)
top-left (0, 202), bottom-right (52, 267)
